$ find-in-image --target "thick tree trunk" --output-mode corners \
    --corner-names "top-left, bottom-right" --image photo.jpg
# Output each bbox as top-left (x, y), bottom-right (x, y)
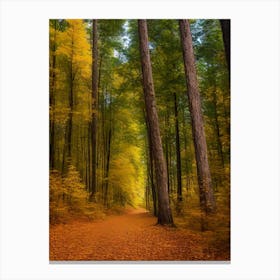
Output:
top-left (220, 20), bottom-right (230, 79)
top-left (91, 19), bottom-right (99, 197)
top-left (174, 92), bottom-right (182, 202)
top-left (138, 20), bottom-right (173, 225)
top-left (179, 19), bottom-right (216, 213)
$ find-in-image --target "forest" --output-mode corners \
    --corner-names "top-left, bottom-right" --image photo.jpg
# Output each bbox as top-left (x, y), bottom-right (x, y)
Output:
top-left (49, 19), bottom-right (230, 261)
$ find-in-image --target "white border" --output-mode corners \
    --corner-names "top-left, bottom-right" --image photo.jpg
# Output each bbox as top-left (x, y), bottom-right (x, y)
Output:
top-left (0, 0), bottom-right (279, 279)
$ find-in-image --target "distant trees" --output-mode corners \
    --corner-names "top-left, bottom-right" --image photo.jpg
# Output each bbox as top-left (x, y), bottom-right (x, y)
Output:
top-left (49, 19), bottom-right (91, 175)
top-left (49, 19), bottom-right (146, 220)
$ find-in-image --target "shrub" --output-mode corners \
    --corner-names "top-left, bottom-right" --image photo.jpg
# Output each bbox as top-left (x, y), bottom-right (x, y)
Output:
top-left (50, 166), bottom-right (106, 223)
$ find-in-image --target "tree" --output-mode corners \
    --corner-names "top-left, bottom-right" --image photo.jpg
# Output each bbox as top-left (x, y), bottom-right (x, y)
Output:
top-left (144, 108), bottom-right (158, 216)
top-left (219, 20), bottom-right (230, 76)
top-left (50, 19), bottom-right (230, 228)
top-left (174, 92), bottom-right (182, 202)
top-left (91, 19), bottom-right (98, 198)
top-left (56, 19), bottom-right (91, 173)
top-left (179, 19), bottom-right (216, 214)
top-left (193, 19), bottom-right (230, 185)
top-left (138, 19), bottom-right (173, 225)
top-left (49, 20), bottom-right (58, 170)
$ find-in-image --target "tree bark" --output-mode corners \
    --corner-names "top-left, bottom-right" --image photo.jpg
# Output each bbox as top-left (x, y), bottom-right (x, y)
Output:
top-left (219, 20), bottom-right (230, 79)
top-left (179, 19), bottom-right (216, 213)
top-left (138, 20), bottom-right (173, 225)
top-left (144, 108), bottom-right (158, 217)
top-left (91, 19), bottom-right (99, 197)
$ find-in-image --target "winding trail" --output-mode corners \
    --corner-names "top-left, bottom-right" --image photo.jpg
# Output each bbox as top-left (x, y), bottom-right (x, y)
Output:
top-left (50, 208), bottom-right (227, 261)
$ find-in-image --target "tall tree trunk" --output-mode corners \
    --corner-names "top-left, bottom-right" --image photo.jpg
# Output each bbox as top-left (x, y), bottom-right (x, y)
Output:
top-left (220, 19), bottom-right (231, 151)
top-left (164, 132), bottom-right (170, 194)
top-left (62, 45), bottom-right (74, 174)
top-left (49, 20), bottom-right (57, 170)
top-left (144, 109), bottom-right (158, 217)
top-left (164, 114), bottom-right (171, 194)
top-left (212, 86), bottom-right (224, 168)
top-left (220, 20), bottom-right (230, 79)
top-left (91, 19), bottom-right (99, 197)
top-left (104, 126), bottom-right (111, 207)
top-left (88, 124), bottom-right (92, 191)
top-left (138, 19), bottom-right (173, 225)
top-left (101, 87), bottom-right (106, 199)
top-left (67, 79), bottom-right (73, 159)
top-left (182, 108), bottom-right (191, 192)
top-left (169, 136), bottom-right (174, 194)
top-left (179, 19), bottom-right (216, 214)
top-left (174, 92), bottom-right (182, 202)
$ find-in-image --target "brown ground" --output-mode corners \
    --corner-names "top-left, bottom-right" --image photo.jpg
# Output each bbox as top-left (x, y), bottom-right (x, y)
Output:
top-left (50, 208), bottom-right (229, 261)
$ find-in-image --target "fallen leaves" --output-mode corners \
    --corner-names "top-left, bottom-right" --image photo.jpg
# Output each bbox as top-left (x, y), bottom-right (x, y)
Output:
top-left (50, 208), bottom-right (230, 261)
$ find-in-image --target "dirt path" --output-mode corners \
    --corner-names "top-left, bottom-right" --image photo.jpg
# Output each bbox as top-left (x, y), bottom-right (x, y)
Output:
top-left (50, 208), bottom-right (226, 261)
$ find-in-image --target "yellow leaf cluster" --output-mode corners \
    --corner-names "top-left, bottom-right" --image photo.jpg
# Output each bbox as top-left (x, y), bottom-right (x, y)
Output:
top-left (56, 20), bottom-right (91, 79)
top-left (50, 166), bottom-right (90, 223)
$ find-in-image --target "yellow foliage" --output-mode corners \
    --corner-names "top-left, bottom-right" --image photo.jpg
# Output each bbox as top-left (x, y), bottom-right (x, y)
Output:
top-left (56, 19), bottom-right (91, 79)
top-left (50, 166), bottom-right (102, 223)
top-left (50, 170), bottom-right (68, 223)
top-left (112, 72), bottom-right (125, 89)
top-left (62, 165), bottom-right (88, 210)
top-left (109, 144), bottom-right (145, 207)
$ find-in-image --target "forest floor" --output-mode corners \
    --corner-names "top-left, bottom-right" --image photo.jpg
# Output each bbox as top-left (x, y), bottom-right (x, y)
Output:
top-left (50, 208), bottom-right (230, 261)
